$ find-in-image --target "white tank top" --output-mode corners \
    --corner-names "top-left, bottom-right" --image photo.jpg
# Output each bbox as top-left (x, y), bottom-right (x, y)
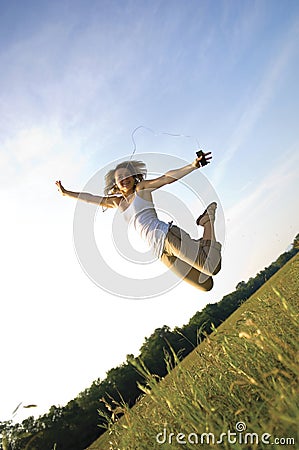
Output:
top-left (121, 193), bottom-right (170, 258)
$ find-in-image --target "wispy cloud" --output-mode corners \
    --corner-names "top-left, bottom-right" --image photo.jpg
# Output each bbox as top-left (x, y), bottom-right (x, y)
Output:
top-left (225, 145), bottom-right (299, 231)
top-left (220, 143), bottom-right (299, 288)
top-left (1, 1), bottom-right (299, 424)
top-left (213, 18), bottom-right (299, 186)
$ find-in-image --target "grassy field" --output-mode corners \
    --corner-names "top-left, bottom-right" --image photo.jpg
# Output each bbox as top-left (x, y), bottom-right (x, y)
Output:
top-left (87, 254), bottom-right (299, 450)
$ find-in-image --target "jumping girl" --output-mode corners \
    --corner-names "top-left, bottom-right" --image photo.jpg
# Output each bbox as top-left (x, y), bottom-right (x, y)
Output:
top-left (56, 152), bottom-right (222, 291)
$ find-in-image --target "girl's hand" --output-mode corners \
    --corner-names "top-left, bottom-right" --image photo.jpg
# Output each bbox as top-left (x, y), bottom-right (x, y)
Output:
top-left (55, 180), bottom-right (66, 195)
top-left (192, 151), bottom-right (212, 168)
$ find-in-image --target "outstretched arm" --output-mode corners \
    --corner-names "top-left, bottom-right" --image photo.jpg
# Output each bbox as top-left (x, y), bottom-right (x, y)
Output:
top-left (55, 181), bottom-right (120, 208)
top-left (137, 151), bottom-right (212, 191)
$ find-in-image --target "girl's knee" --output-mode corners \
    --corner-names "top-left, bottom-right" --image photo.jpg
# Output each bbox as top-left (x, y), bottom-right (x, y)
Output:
top-left (199, 276), bottom-right (213, 291)
top-left (212, 259), bottom-right (221, 275)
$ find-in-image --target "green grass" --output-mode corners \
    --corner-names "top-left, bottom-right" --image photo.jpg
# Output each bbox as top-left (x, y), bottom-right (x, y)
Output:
top-left (88, 254), bottom-right (299, 450)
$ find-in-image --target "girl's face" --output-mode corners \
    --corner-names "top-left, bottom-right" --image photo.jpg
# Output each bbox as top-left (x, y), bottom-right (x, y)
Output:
top-left (115, 168), bottom-right (135, 194)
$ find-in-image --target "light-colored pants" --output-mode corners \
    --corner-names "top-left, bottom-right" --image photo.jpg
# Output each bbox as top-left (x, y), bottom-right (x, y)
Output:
top-left (161, 225), bottom-right (222, 291)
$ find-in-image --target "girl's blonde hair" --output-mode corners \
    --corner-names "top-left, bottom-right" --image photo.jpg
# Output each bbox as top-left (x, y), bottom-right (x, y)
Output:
top-left (104, 160), bottom-right (147, 195)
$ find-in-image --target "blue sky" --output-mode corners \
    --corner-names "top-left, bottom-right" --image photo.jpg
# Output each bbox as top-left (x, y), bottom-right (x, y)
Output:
top-left (1, 0), bottom-right (299, 423)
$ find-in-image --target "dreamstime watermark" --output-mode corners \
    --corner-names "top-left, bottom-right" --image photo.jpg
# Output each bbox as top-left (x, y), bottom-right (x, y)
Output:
top-left (73, 152), bottom-right (225, 299)
top-left (156, 422), bottom-right (296, 446)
